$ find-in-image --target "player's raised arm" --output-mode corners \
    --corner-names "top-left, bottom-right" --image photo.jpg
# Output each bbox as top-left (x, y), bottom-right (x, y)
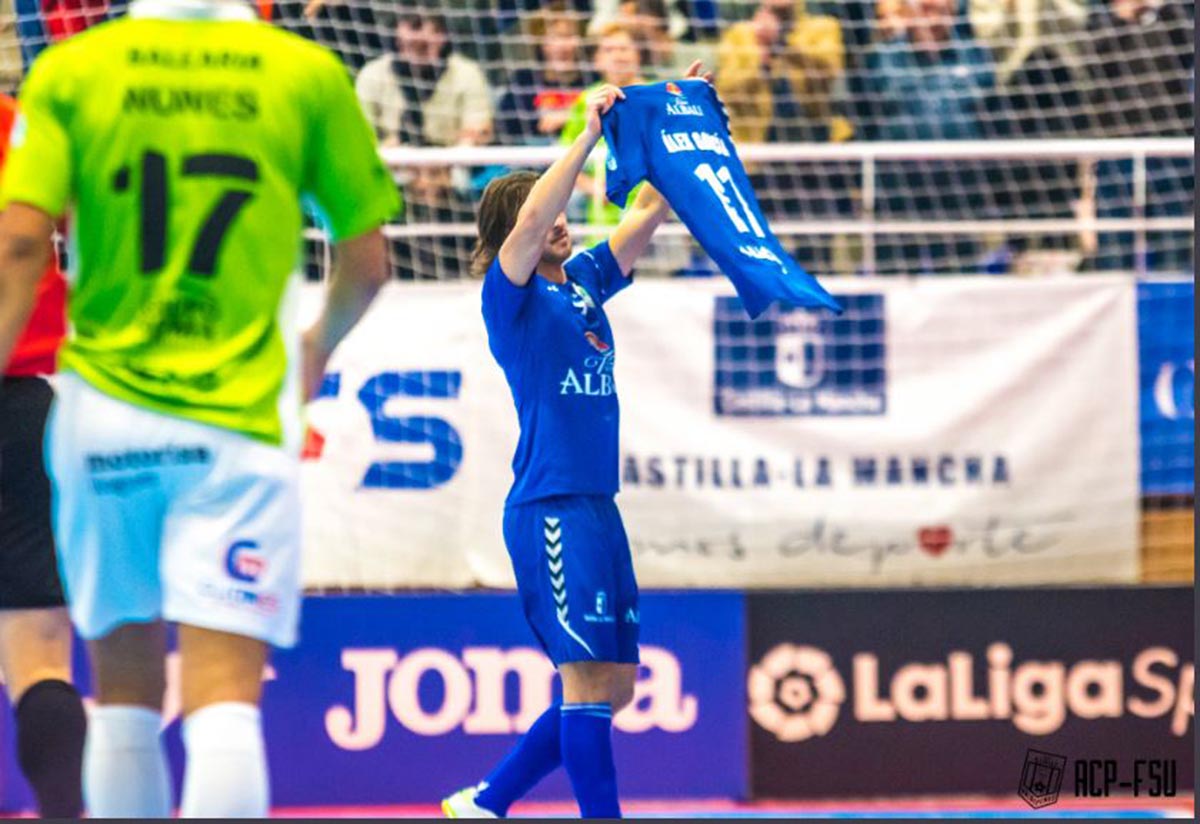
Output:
top-left (607, 61), bottom-right (711, 277)
top-left (0, 204), bottom-right (53, 371)
top-left (497, 84), bottom-right (625, 286)
top-left (608, 182), bottom-right (671, 276)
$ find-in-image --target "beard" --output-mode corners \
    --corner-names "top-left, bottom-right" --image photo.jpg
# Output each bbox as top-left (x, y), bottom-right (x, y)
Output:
top-left (542, 236), bottom-right (573, 266)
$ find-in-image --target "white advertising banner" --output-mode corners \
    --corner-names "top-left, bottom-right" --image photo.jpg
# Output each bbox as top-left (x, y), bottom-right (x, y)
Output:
top-left (299, 276), bottom-right (1139, 589)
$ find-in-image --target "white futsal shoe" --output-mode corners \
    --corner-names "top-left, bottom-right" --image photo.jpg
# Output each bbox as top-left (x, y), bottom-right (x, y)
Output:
top-left (441, 784), bottom-right (499, 818)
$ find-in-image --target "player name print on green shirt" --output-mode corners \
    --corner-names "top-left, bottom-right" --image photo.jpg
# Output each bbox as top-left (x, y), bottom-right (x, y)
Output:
top-left (2, 12), bottom-right (399, 444)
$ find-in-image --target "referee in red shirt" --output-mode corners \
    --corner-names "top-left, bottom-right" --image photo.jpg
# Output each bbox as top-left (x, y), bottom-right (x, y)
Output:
top-left (0, 93), bottom-right (85, 818)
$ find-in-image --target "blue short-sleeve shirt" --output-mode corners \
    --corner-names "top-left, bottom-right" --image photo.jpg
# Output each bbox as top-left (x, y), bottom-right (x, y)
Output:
top-left (482, 241), bottom-right (631, 505)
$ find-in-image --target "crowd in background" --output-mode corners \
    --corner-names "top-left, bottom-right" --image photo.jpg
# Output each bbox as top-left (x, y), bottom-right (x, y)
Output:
top-left (0, 0), bottom-right (1193, 277)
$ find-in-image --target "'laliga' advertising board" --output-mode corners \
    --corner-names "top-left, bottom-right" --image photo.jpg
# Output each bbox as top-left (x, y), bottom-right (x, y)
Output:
top-left (301, 276), bottom-right (1139, 590)
top-left (746, 587), bottom-right (1193, 798)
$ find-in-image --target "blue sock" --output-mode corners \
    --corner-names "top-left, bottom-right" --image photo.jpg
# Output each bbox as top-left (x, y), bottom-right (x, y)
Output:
top-left (475, 704), bottom-right (562, 816)
top-left (560, 703), bottom-right (621, 819)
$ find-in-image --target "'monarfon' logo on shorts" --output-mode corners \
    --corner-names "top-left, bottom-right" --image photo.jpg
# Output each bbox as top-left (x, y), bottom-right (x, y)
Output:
top-left (225, 540), bottom-right (267, 583)
top-left (86, 445), bottom-right (211, 473)
top-left (198, 540), bottom-right (277, 615)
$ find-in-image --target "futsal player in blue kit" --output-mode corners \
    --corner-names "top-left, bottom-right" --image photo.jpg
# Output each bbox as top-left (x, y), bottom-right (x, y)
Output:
top-left (442, 62), bottom-right (713, 821)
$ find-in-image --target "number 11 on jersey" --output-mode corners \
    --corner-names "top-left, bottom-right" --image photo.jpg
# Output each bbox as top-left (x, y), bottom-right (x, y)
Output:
top-left (694, 162), bottom-right (765, 239)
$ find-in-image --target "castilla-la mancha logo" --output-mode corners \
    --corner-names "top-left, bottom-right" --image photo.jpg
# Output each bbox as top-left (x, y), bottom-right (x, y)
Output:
top-left (748, 644), bottom-right (846, 742)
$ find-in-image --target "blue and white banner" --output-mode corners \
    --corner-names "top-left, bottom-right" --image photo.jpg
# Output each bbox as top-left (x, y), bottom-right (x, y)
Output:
top-left (1137, 280), bottom-right (1194, 495)
top-left (0, 592), bottom-right (746, 809)
top-left (300, 276), bottom-right (1140, 589)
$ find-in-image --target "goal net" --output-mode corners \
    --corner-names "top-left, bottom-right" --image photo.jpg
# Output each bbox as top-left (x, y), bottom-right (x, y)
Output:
top-left (4, 0), bottom-right (1193, 591)
top-left (4, 0), bottom-right (1193, 279)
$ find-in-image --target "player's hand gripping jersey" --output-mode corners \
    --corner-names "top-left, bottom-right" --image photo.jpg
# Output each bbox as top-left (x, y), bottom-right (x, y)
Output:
top-left (601, 80), bottom-right (842, 319)
top-left (1, 14), bottom-right (399, 444)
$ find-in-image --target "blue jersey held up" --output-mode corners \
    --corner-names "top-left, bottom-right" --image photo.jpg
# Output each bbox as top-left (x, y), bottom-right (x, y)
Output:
top-left (601, 79), bottom-right (842, 319)
top-left (482, 242), bottom-right (630, 506)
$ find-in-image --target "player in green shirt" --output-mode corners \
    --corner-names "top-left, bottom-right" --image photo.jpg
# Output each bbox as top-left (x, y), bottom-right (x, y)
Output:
top-left (0, 0), bottom-right (399, 816)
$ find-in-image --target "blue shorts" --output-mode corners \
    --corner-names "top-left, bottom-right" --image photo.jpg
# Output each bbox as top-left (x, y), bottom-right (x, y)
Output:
top-left (503, 495), bottom-right (640, 666)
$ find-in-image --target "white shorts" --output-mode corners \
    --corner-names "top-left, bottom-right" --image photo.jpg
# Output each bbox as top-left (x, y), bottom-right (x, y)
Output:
top-left (45, 373), bottom-right (302, 648)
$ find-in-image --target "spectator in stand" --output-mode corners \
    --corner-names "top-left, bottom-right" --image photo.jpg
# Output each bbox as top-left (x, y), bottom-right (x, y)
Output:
top-left (1082, 0), bottom-right (1193, 273)
top-left (560, 21), bottom-right (690, 274)
top-left (559, 21), bottom-right (645, 226)
top-left (856, 0), bottom-right (995, 141)
top-left (356, 9), bottom-right (495, 149)
top-left (589, 0), bottom-right (689, 43)
top-left (969, 0), bottom-right (1087, 89)
top-left (494, 0), bottom-right (590, 36)
top-left (715, 0), bottom-right (850, 145)
top-left (0, 1), bottom-right (22, 93)
top-left (497, 3), bottom-right (594, 145)
top-left (854, 0), bottom-right (996, 274)
top-left (967, 0), bottom-right (1089, 274)
top-left (594, 0), bottom-right (682, 78)
top-left (271, 0), bottom-right (385, 71)
top-left (393, 165), bottom-right (475, 280)
top-left (968, 0), bottom-right (1088, 136)
top-left (1084, 0), bottom-right (1192, 138)
top-left (832, 0), bottom-right (879, 71)
top-left (714, 0), bottom-right (850, 274)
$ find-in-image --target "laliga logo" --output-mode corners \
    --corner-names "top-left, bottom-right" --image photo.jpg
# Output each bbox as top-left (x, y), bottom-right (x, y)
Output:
top-left (224, 540), bottom-right (266, 583)
top-left (748, 645), bottom-right (845, 741)
top-left (749, 643), bottom-right (1193, 742)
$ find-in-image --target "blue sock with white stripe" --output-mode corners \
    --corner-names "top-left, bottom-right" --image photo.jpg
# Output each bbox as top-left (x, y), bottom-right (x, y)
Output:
top-left (561, 703), bottom-right (621, 819)
top-left (474, 703), bottom-right (562, 816)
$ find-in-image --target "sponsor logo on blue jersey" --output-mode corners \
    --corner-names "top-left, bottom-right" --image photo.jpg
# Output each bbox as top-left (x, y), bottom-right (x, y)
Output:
top-left (663, 80), bottom-right (704, 116)
top-left (560, 351), bottom-right (616, 396)
top-left (714, 294), bottom-right (886, 416)
top-left (584, 330), bottom-right (611, 352)
top-left (569, 282), bottom-right (599, 326)
top-left (666, 98), bottom-right (705, 117)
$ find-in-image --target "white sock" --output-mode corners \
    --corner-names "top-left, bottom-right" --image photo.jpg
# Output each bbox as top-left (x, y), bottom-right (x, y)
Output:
top-left (84, 705), bottom-right (172, 818)
top-left (180, 702), bottom-right (269, 818)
